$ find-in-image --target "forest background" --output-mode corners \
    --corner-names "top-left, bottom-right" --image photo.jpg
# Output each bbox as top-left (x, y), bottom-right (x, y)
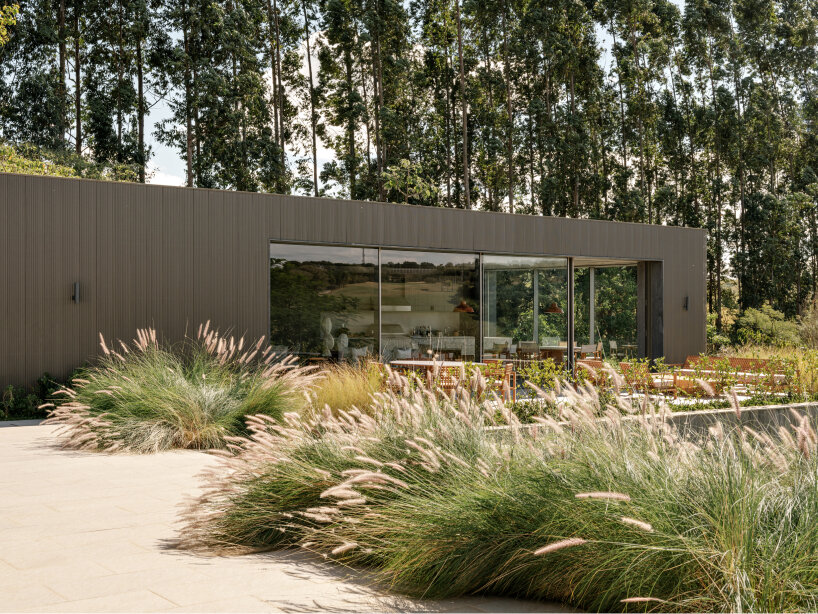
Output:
top-left (2, 0), bottom-right (818, 342)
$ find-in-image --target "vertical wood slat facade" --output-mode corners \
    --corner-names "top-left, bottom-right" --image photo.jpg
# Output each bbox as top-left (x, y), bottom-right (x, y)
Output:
top-left (0, 172), bottom-right (707, 386)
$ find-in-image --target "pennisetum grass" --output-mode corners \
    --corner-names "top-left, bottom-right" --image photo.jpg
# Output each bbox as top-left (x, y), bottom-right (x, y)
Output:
top-left (176, 368), bottom-right (818, 612)
top-left (44, 322), bottom-right (319, 452)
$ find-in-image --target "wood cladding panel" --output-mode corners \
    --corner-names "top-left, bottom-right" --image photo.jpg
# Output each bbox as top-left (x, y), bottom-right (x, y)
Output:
top-left (0, 175), bottom-right (27, 384)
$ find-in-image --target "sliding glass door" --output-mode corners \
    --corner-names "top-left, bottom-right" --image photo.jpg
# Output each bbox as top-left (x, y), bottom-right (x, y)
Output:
top-left (269, 241), bottom-right (641, 365)
top-left (481, 255), bottom-right (569, 362)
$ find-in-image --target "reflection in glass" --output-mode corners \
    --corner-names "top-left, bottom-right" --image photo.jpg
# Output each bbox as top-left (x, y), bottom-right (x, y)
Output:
top-left (482, 256), bottom-right (568, 362)
top-left (380, 250), bottom-right (479, 361)
top-left (269, 243), bottom-right (378, 361)
top-left (573, 265), bottom-right (637, 358)
top-left (596, 266), bottom-right (638, 358)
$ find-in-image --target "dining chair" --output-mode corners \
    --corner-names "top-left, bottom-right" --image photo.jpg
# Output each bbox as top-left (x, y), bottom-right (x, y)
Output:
top-left (579, 343), bottom-right (597, 359)
top-left (609, 340), bottom-right (619, 358)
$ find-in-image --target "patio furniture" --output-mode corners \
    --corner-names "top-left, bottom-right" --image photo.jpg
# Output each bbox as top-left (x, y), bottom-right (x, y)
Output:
top-left (579, 343), bottom-right (600, 359)
top-left (483, 362), bottom-right (516, 401)
top-left (576, 359), bottom-right (606, 385)
top-left (681, 355), bottom-right (792, 392)
top-left (515, 341), bottom-right (539, 361)
top-left (608, 340), bottom-right (620, 359)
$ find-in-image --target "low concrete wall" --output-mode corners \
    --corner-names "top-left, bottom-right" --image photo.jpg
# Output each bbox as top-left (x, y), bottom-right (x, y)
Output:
top-left (488, 402), bottom-right (818, 439)
top-left (662, 402), bottom-right (818, 436)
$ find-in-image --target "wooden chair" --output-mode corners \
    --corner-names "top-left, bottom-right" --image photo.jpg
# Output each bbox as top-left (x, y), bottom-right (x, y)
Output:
top-left (483, 362), bottom-right (516, 401)
top-left (579, 343), bottom-right (599, 359)
top-left (576, 359), bottom-right (605, 385)
top-left (609, 340), bottom-right (622, 359)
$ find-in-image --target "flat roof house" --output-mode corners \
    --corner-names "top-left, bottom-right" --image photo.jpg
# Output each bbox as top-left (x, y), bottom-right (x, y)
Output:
top-left (0, 173), bottom-right (706, 386)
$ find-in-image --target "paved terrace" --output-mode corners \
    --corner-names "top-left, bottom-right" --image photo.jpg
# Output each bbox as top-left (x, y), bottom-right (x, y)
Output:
top-left (0, 423), bottom-right (571, 613)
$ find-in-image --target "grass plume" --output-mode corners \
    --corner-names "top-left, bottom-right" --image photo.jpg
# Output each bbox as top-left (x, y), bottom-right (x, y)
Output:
top-left (45, 323), bottom-right (318, 452)
top-left (177, 372), bottom-right (818, 612)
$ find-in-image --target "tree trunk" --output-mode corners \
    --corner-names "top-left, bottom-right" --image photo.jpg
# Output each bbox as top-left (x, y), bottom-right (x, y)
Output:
top-left (73, 0), bottom-right (81, 155)
top-left (116, 0), bottom-right (124, 159)
top-left (344, 47), bottom-right (356, 199)
top-left (301, 0), bottom-right (318, 196)
top-left (272, 0), bottom-right (285, 173)
top-left (183, 10), bottom-right (193, 187)
top-left (609, 18), bottom-right (627, 171)
top-left (266, 0), bottom-right (280, 152)
top-left (370, 30), bottom-right (383, 200)
top-left (444, 51), bottom-right (452, 208)
top-left (483, 29), bottom-right (494, 211)
top-left (136, 36), bottom-right (145, 182)
top-left (58, 0), bottom-right (66, 144)
top-left (570, 71), bottom-right (578, 214)
top-left (503, 2), bottom-right (513, 214)
top-left (454, 0), bottom-right (469, 209)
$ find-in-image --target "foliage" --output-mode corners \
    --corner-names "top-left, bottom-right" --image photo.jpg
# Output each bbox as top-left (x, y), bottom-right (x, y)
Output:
top-left (733, 303), bottom-right (802, 347)
top-left (0, 3), bottom-right (18, 46)
top-left (179, 375), bottom-right (818, 612)
top-left (726, 345), bottom-right (818, 396)
top-left (2, 373), bottom-right (62, 421)
top-left (0, 141), bottom-right (139, 181)
top-left (707, 312), bottom-right (731, 352)
top-left (517, 358), bottom-right (567, 391)
top-left (3, 0), bottom-right (818, 317)
top-left (382, 159), bottom-right (439, 205)
top-left (799, 301), bottom-right (818, 349)
top-left (45, 324), bottom-right (318, 453)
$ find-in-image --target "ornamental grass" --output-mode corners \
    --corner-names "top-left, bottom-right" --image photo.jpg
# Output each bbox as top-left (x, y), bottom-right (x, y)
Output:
top-left (177, 372), bottom-right (818, 612)
top-left (309, 362), bottom-right (383, 416)
top-left (44, 323), bottom-right (318, 453)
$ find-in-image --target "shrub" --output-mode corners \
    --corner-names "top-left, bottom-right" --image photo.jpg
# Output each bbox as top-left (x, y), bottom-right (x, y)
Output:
top-left (800, 300), bottom-right (818, 349)
top-left (707, 312), bottom-right (731, 352)
top-left (177, 376), bottom-right (818, 611)
top-left (517, 358), bottom-right (565, 390)
top-left (2, 373), bottom-right (62, 421)
top-left (733, 303), bottom-right (801, 347)
top-left (45, 324), bottom-right (318, 452)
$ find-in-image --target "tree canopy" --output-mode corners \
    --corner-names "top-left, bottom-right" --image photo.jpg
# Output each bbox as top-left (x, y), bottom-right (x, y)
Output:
top-left (2, 0), bottom-right (818, 321)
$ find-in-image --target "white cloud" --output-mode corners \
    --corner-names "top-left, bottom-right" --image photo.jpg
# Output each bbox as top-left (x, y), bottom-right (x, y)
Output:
top-left (146, 162), bottom-right (185, 187)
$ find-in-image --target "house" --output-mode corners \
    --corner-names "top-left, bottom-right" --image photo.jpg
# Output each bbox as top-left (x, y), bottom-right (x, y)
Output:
top-left (0, 173), bottom-right (706, 385)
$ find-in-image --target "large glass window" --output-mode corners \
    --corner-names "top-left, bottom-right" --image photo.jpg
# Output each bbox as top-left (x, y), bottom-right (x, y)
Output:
top-left (269, 243), bottom-right (379, 361)
top-left (269, 242), bottom-right (642, 366)
top-left (380, 250), bottom-right (479, 361)
top-left (573, 265), bottom-right (638, 359)
top-left (482, 256), bottom-right (568, 362)
top-left (595, 266), bottom-right (638, 358)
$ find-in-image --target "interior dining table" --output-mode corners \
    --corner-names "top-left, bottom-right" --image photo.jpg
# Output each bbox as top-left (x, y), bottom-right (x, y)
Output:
top-left (539, 345), bottom-right (581, 361)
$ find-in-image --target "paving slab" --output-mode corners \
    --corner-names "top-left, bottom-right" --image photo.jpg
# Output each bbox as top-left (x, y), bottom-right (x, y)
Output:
top-left (0, 423), bottom-right (573, 613)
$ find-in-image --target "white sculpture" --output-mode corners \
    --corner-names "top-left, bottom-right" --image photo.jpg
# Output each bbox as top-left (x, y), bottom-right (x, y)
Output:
top-left (337, 333), bottom-right (349, 360)
top-left (320, 315), bottom-right (334, 356)
top-left (320, 315), bottom-right (332, 336)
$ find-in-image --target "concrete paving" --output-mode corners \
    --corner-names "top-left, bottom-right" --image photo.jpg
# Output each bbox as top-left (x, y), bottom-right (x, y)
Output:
top-left (0, 423), bottom-right (572, 613)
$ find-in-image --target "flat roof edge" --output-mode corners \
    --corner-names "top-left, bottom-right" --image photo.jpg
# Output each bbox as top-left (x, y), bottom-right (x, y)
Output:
top-left (0, 171), bottom-right (708, 235)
